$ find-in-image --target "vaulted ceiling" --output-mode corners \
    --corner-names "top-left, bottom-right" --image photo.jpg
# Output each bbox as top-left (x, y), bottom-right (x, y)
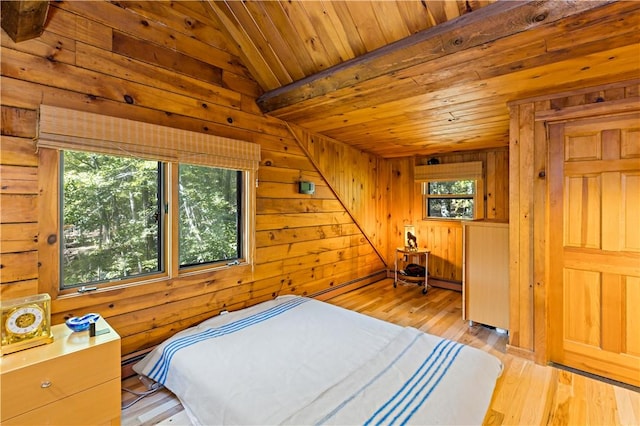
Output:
top-left (5, 1), bottom-right (638, 158)
top-left (202, 0), bottom-right (640, 158)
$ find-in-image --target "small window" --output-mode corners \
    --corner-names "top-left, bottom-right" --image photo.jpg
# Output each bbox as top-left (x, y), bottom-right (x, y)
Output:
top-left (178, 165), bottom-right (241, 268)
top-left (423, 180), bottom-right (476, 220)
top-left (61, 151), bottom-right (163, 288)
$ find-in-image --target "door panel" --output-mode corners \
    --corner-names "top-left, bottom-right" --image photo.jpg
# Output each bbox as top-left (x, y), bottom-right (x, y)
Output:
top-left (549, 113), bottom-right (640, 387)
top-left (627, 277), bottom-right (640, 356)
top-left (564, 175), bottom-right (601, 248)
top-left (621, 128), bottom-right (640, 159)
top-left (623, 173), bottom-right (640, 251)
top-left (563, 268), bottom-right (600, 347)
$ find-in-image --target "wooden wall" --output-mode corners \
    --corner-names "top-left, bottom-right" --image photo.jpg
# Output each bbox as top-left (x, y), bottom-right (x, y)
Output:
top-left (380, 149), bottom-right (509, 284)
top-left (0, 1), bottom-right (384, 357)
top-left (508, 79), bottom-right (640, 362)
top-left (289, 125), bottom-right (387, 261)
top-left (286, 125), bottom-right (510, 284)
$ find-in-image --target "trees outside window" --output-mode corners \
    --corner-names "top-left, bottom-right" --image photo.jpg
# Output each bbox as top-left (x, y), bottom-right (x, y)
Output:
top-left (61, 151), bottom-right (244, 290)
top-left (423, 180), bottom-right (475, 219)
top-left (61, 151), bottom-right (161, 287)
top-left (178, 165), bottom-right (241, 267)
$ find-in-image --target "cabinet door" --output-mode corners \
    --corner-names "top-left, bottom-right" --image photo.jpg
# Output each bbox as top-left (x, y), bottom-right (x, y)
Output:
top-left (2, 379), bottom-right (121, 426)
top-left (1, 338), bottom-right (120, 421)
top-left (464, 223), bottom-right (509, 329)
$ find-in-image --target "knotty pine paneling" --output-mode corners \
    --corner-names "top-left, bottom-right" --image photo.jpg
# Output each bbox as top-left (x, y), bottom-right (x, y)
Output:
top-left (290, 125), bottom-right (387, 264)
top-left (0, 1), bottom-right (384, 356)
top-left (383, 149), bottom-right (509, 284)
top-left (507, 79), bottom-right (640, 363)
top-left (294, 121), bottom-right (510, 285)
top-left (260, 2), bottom-right (640, 157)
top-left (208, 0), bottom-right (495, 91)
top-left (292, 122), bottom-right (510, 285)
top-left (257, 122), bottom-right (508, 287)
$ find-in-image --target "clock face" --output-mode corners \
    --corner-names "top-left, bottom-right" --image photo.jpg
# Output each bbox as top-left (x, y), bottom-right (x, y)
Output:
top-left (1, 294), bottom-right (54, 355)
top-left (6, 305), bottom-right (45, 335)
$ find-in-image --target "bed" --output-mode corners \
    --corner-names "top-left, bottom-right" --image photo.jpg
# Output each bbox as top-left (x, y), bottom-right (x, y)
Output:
top-left (133, 295), bottom-right (503, 425)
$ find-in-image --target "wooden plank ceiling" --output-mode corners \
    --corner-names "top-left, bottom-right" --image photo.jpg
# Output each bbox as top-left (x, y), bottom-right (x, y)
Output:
top-left (201, 0), bottom-right (640, 158)
top-left (16, 1), bottom-right (637, 158)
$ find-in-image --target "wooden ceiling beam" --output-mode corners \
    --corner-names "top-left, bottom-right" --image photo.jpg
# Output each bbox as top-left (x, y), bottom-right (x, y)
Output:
top-left (1, 0), bottom-right (49, 43)
top-left (256, 0), bottom-right (613, 114)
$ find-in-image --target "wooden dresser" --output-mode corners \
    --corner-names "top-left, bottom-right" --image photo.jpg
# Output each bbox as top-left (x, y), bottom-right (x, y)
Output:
top-left (462, 221), bottom-right (510, 331)
top-left (0, 317), bottom-right (121, 425)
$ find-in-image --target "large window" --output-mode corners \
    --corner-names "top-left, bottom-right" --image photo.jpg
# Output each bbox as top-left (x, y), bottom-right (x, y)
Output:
top-left (424, 180), bottom-right (476, 219)
top-left (37, 105), bottom-right (259, 294)
top-left (60, 152), bottom-right (245, 290)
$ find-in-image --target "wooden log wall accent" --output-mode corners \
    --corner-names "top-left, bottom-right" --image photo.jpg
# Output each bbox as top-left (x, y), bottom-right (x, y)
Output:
top-left (0, 1), bottom-right (384, 357)
top-left (381, 149), bottom-right (509, 284)
top-left (507, 79), bottom-right (640, 362)
top-left (0, 0), bottom-right (49, 43)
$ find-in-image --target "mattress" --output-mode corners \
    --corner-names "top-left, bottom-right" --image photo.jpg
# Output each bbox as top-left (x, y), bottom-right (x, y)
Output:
top-left (134, 295), bottom-right (503, 425)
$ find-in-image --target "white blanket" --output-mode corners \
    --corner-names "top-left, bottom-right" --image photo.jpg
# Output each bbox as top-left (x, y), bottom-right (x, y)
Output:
top-left (134, 295), bottom-right (502, 425)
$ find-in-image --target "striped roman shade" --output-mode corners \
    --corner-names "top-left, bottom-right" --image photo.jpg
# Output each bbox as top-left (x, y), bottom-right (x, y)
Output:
top-left (414, 161), bottom-right (483, 181)
top-left (37, 105), bottom-right (260, 171)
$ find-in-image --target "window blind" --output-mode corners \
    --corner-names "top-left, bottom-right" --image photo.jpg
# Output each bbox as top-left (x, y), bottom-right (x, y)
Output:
top-left (37, 105), bottom-right (260, 171)
top-left (414, 161), bottom-right (483, 181)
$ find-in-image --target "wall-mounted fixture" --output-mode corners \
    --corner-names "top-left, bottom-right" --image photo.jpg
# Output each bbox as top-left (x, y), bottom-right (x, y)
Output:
top-left (299, 181), bottom-right (315, 195)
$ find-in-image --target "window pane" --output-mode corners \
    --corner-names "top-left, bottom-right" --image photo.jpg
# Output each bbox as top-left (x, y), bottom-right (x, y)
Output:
top-left (179, 165), bottom-right (241, 267)
top-left (428, 180), bottom-right (474, 195)
top-left (61, 151), bottom-right (161, 288)
top-left (427, 198), bottom-right (474, 219)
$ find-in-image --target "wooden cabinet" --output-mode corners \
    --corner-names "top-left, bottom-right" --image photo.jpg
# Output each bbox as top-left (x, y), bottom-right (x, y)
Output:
top-left (463, 222), bottom-right (509, 330)
top-left (0, 317), bottom-right (121, 425)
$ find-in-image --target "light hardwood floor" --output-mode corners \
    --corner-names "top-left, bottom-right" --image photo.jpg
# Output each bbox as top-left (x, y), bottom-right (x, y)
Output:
top-left (121, 279), bottom-right (640, 425)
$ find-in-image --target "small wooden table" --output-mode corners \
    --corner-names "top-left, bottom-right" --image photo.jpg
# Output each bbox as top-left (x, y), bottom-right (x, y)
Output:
top-left (394, 247), bottom-right (429, 294)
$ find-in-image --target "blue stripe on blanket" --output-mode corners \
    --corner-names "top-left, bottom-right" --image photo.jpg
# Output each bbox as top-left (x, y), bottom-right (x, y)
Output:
top-left (147, 297), bottom-right (308, 383)
top-left (363, 338), bottom-right (464, 426)
top-left (315, 331), bottom-right (424, 426)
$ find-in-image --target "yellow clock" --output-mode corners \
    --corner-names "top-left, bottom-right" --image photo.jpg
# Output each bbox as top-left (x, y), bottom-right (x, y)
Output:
top-left (1, 293), bottom-right (54, 355)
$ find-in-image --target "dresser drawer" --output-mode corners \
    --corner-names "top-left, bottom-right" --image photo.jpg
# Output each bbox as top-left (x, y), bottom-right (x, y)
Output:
top-left (1, 337), bottom-right (119, 421)
top-left (2, 378), bottom-right (121, 425)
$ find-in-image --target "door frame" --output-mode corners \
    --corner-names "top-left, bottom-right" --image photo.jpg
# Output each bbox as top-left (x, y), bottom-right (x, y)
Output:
top-left (507, 91), bottom-right (640, 365)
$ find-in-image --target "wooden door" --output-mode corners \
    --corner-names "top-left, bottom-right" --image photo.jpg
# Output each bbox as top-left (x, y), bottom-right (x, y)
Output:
top-left (549, 112), bottom-right (640, 387)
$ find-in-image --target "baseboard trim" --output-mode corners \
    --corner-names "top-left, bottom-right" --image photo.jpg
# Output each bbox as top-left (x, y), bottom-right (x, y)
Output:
top-left (428, 278), bottom-right (462, 292)
top-left (506, 344), bottom-right (536, 361)
top-left (385, 269), bottom-right (462, 292)
top-left (549, 362), bottom-right (640, 392)
top-left (313, 270), bottom-right (387, 301)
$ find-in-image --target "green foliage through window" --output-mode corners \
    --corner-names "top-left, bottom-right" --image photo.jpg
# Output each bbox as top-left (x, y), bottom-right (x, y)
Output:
top-left (61, 151), bottom-right (244, 289)
top-left (61, 151), bottom-right (161, 287)
top-left (178, 165), bottom-right (240, 267)
top-left (424, 180), bottom-right (475, 219)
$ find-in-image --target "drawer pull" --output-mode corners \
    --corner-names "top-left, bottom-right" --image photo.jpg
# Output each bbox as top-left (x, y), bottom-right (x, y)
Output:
top-left (41, 381), bottom-right (52, 388)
